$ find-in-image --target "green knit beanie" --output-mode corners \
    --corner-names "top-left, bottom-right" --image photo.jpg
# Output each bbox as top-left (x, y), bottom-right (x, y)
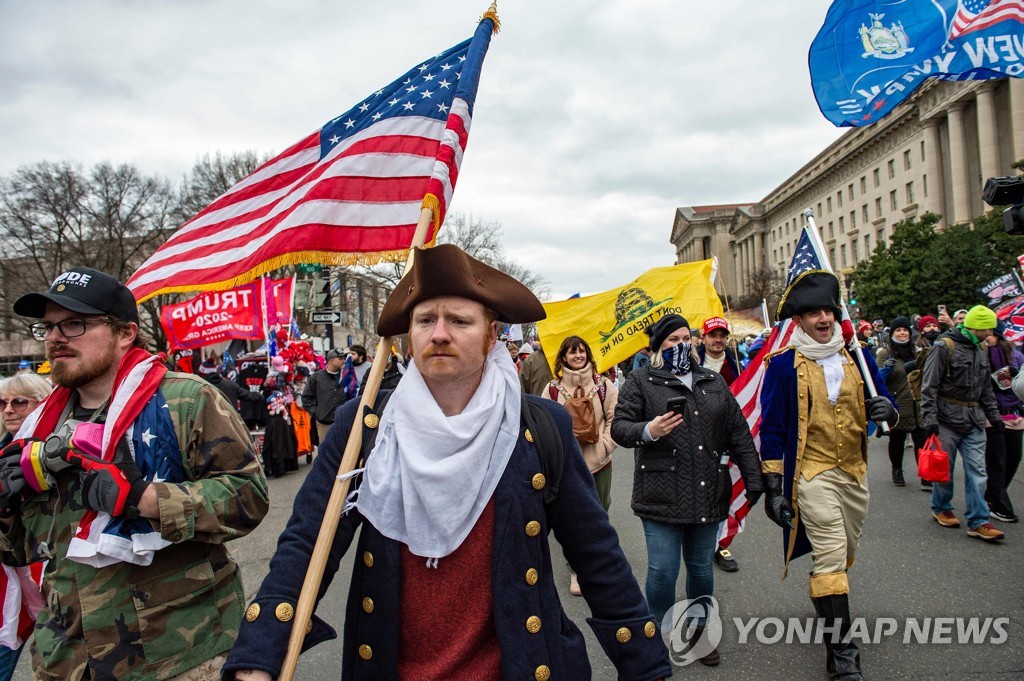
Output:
top-left (963, 305), bottom-right (997, 330)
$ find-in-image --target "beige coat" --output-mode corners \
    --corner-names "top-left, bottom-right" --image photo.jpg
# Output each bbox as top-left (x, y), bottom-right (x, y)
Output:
top-left (544, 363), bottom-right (618, 473)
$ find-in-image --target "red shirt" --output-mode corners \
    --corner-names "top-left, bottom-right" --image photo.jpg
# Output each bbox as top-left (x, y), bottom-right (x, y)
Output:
top-left (398, 498), bottom-right (501, 680)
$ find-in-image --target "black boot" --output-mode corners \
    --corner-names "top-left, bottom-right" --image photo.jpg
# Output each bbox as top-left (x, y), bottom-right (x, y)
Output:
top-left (812, 594), bottom-right (863, 681)
top-left (891, 468), bottom-right (905, 486)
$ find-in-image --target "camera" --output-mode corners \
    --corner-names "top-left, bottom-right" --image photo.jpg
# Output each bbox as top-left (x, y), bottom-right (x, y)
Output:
top-left (982, 176), bottom-right (1024, 235)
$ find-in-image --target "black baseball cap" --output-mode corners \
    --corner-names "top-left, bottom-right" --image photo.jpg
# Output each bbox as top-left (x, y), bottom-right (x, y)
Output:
top-left (14, 266), bottom-right (140, 324)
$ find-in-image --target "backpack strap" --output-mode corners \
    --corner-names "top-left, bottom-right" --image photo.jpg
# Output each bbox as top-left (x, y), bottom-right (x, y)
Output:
top-left (520, 395), bottom-right (563, 505)
top-left (594, 374), bottom-right (607, 405)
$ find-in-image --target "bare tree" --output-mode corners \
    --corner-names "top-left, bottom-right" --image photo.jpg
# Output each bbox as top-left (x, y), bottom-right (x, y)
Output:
top-left (738, 266), bottom-right (785, 311)
top-left (0, 161), bottom-right (176, 348)
top-left (175, 151), bottom-right (269, 223)
top-left (359, 212), bottom-right (549, 300)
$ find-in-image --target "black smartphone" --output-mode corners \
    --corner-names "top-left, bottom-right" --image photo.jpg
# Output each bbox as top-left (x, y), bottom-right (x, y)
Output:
top-left (666, 396), bottom-right (687, 417)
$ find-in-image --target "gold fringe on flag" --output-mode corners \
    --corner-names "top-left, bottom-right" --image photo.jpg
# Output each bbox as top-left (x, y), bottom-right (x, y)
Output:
top-left (480, 1), bottom-right (500, 33)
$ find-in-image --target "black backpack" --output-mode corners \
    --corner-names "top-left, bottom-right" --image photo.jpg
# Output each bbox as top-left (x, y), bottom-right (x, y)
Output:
top-left (359, 392), bottom-right (563, 504)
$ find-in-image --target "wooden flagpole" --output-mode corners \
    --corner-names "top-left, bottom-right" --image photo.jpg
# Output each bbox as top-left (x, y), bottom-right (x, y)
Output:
top-left (278, 206), bottom-right (434, 681)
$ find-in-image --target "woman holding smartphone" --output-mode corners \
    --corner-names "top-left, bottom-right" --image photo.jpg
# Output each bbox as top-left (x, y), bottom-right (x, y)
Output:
top-left (612, 314), bottom-right (764, 667)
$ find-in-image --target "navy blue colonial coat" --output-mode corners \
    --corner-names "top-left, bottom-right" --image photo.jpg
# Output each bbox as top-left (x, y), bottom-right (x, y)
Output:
top-left (223, 395), bottom-right (672, 680)
top-left (758, 345), bottom-right (892, 571)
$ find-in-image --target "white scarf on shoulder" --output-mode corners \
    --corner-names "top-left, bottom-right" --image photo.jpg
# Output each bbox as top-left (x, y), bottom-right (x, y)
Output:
top-left (354, 342), bottom-right (521, 562)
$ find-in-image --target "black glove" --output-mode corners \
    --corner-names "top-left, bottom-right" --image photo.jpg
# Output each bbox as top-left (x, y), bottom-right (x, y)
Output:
top-left (1009, 366), bottom-right (1019, 378)
top-left (925, 423), bottom-right (940, 438)
top-left (990, 420), bottom-right (1006, 433)
top-left (80, 457), bottom-right (149, 519)
top-left (0, 439), bottom-right (33, 506)
top-left (746, 489), bottom-right (762, 508)
top-left (763, 473), bottom-right (793, 529)
top-left (866, 396), bottom-right (896, 423)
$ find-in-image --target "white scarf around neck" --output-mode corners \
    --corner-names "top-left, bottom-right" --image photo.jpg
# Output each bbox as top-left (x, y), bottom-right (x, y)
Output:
top-left (791, 321), bottom-right (849, 404)
top-left (354, 341), bottom-right (521, 561)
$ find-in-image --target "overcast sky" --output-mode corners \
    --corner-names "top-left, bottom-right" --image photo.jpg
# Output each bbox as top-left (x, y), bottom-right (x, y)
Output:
top-left (0, 0), bottom-right (849, 300)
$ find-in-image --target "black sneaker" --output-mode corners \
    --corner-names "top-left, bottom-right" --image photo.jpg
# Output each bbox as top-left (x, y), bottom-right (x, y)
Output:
top-left (990, 510), bottom-right (1020, 523)
top-left (892, 469), bottom-right (906, 486)
top-left (920, 479), bottom-right (932, 491)
top-left (714, 549), bottom-right (738, 572)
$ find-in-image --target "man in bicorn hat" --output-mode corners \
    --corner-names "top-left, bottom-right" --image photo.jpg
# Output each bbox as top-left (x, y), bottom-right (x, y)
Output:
top-left (759, 270), bottom-right (896, 681)
top-left (226, 244), bottom-right (672, 681)
top-left (0, 266), bottom-right (269, 680)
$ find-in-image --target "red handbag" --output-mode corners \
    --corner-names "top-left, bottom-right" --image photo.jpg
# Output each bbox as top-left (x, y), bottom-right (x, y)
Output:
top-left (918, 434), bottom-right (951, 483)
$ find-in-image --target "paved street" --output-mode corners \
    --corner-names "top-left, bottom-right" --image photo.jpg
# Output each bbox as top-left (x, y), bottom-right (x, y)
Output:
top-left (15, 436), bottom-right (1024, 679)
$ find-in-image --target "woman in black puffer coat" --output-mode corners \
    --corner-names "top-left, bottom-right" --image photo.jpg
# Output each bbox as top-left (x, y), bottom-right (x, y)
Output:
top-left (612, 314), bottom-right (763, 667)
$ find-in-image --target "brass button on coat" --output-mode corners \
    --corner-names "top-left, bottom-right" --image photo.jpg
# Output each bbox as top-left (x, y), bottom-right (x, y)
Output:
top-left (534, 665), bottom-right (551, 681)
top-left (531, 473), bottom-right (546, 490)
top-left (525, 520), bottom-right (541, 537)
top-left (616, 627), bottom-right (632, 643)
top-left (645, 621), bottom-right (656, 638)
top-left (364, 413), bottom-right (380, 429)
top-left (363, 551), bottom-right (374, 567)
top-left (525, 429), bottom-right (534, 443)
top-left (526, 616), bottom-right (542, 633)
top-left (275, 603), bottom-right (294, 622)
top-left (245, 603), bottom-right (260, 622)
top-left (362, 597), bottom-right (374, 613)
top-left (358, 644), bottom-right (373, 661)
top-left (525, 568), bottom-right (539, 585)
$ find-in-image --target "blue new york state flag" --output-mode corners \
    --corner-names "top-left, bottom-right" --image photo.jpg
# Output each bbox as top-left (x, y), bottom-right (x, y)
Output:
top-left (809, 0), bottom-right (1024, 126)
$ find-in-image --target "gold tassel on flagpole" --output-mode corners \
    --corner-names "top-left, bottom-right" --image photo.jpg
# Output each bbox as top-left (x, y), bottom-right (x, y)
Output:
top-left (480, 1), bottom-right (500, 33)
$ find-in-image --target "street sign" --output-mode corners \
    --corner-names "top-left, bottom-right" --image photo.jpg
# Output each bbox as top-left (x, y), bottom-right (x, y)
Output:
top-left (310, 311), bottom-right (341, 324)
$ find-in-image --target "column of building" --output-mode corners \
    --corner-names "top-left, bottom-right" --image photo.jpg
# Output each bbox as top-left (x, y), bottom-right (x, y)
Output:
top-left (976, 83), bottom-right (1001, 181)
top-left (947, 103), bottom-right (971, 225)
top-left (1011, 78), bottom-right (1024, 166)
top-left (921, 118), bottom-right (945, 228)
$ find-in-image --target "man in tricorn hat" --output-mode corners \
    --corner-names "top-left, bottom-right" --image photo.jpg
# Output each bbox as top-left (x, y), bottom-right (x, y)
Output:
top-left (226, 245), bottom-right (671, 680)
top-left (759, 270), bottom-right (896, 681)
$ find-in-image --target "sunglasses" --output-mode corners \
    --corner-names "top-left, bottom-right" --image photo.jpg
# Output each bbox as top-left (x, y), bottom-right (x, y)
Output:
top-left (0, 397), bottom-right (38, 412)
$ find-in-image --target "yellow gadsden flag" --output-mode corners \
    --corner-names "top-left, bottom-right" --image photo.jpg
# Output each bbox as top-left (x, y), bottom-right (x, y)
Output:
top-left (537, 259), bottom-right (723, 375)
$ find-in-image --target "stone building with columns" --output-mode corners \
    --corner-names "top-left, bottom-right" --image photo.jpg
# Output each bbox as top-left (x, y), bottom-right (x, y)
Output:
top-left (671, 78), bottom-right (1024, 305)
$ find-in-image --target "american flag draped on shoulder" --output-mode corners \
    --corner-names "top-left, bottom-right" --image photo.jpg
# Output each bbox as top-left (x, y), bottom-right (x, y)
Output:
top-left (128, 13), bottom-right (499, 302)
top-left (717, 227), bottom-right (845, 548)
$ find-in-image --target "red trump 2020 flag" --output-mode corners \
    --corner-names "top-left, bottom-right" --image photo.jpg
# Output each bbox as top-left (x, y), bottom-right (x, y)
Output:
top-left (128, 12), bottom-right (498, 303)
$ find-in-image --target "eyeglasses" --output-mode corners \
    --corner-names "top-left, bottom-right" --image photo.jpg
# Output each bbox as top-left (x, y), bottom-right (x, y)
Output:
top-left (29, 316), bottom-right (113, 341)
top-left (0, 397), bottom-right (37, 412)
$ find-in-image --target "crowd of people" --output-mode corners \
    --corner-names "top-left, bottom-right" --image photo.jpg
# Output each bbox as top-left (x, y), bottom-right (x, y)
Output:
top-left (0, 256), bottom-right (1019, 681)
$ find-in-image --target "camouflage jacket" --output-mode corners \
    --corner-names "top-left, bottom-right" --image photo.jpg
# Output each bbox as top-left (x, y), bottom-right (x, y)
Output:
top-left (0, 372), bottom-right (269, 681)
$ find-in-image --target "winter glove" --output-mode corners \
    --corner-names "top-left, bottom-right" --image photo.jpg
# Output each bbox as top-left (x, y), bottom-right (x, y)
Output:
top-left (866, 396), bottom-right (896, 423)
top-left (903, 359), bottom-right (917, 372)
top-left (746, 489), bottom-right (762, 508)
top-left (0, 439), bottom-right (34, 507)
top-left (883, 358), bottom-right (897, 368)
top-left (763, 473), bottom-right (793, 529)
top-left (80, 456), bottom-right (150, 519)
top-left (990, 420), bottom-right (1006, 433)
top-left (1009, 366), bottom-right (1019, 378)
top-left (925, 423), bottom-right (940, 438)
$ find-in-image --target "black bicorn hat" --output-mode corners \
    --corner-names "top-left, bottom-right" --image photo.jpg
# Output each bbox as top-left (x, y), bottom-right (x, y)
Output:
top-left (776, 270), bottom-right (841, 320)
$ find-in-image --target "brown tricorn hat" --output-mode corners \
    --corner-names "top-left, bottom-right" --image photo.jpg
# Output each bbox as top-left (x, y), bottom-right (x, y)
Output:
top-left (376, 244), bottom-right (547, 336)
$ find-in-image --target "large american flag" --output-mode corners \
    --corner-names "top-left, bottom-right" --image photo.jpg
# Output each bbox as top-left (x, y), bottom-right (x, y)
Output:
top-left (949, 0), bottom-right (1024, 40)
top-left (717, 228), bottom-right (821, 549)
top-left (128, 15), bottom-right (497, 303)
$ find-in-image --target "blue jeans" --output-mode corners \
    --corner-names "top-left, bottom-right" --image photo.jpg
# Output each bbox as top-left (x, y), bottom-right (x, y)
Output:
top-left (932, 425), bottom-right (989, 529)
top-left (0, 643), bottom-right (22, 681)
top-left (641, 518), bottom-right (718, 625)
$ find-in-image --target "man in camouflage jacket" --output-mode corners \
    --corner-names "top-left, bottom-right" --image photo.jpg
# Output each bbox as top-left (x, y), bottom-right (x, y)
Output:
top-left (0, 267), bottom-right (269, 680)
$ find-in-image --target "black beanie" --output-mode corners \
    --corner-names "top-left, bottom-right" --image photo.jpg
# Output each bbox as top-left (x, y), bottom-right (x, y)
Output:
top-left (890, 316), bottom-right (912, 334)
top-left (646, 314), bottom-right (689, 353)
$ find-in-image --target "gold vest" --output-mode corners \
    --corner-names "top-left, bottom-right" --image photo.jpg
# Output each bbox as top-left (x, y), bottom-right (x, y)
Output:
top-left (796, 351), bottom-right (868, 483)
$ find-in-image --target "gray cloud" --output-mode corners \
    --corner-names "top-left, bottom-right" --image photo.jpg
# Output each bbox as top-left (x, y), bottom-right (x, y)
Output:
top-left (0, 0), bottom-right (848, 298)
